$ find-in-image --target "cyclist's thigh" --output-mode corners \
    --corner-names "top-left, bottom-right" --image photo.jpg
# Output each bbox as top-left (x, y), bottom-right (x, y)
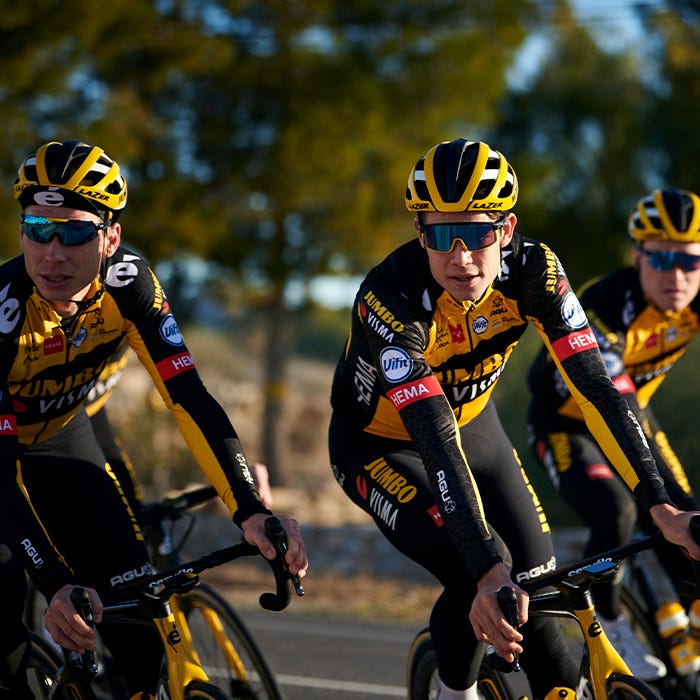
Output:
top-left (20, 456), bottom-right (162, 696)
top-left (461, 402), bottom-right (578, 695)
top-left (537, 429), bottom-right (636, 549)
top-left (0, 548), bottom-right (33, 698)
top-left (331, 413), bottom-right (475, 582)
top-left (20, 456), bottom-right (148, 590)
top-left (461, 401), bottom-right (554, 577)
top-left (330, 412), bottom-right (496, 691)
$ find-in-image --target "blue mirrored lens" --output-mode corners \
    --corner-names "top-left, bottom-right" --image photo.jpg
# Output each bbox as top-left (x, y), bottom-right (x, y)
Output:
top-left (20, 216), bottom-right (104, 246)
top-left (644, 250), bottom-right (700, 272)
top-left (422, 222), bottom-right (500, 253)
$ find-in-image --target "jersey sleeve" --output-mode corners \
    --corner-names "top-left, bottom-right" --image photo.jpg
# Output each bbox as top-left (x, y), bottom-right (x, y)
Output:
top-left (106, 252), bottom-right (270, 526)
top-left (522, 243), bottom-right (670, 511)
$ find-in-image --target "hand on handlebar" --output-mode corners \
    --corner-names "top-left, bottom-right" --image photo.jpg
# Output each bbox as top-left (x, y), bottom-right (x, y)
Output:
top-left (44, 583), bottom-right (103, 654)
top-left (650, 504), bottom-right (700, 560)
top-left (241, 512), bottom-right (308, 579)
top-left (468, 562), bottom-right (525, 663)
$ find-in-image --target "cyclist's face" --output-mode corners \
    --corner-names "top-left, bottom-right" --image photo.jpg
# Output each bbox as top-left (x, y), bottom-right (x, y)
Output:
top-left (635, 240), bottom-right (700, 312)
top-left (20, 205), bottom-right (120, 317)
top-left (417, 212), bottom-right (515, 302)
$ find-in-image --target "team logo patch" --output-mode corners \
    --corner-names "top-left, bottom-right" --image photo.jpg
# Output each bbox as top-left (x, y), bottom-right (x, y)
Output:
top-left (472, 316), bottom-right (488, 334)
top-left (561, 292), bottom-right (587, 329)
top-left (379, 346), bottom-right (412, 383)
top-left (160, 315), bottom-right (184, 346)
top-left (44, 336), bottom-right (64, 355)
top-left (32, 188), bottom-right (65, 207)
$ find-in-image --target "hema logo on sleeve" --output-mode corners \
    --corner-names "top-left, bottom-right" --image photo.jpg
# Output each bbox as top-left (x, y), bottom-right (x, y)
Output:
top-left (379, 346), bottom-right (413, 383)
top-left (561, 292), bottom-right (588, 329)
top-left (160, 315), bottom-right (184, 346)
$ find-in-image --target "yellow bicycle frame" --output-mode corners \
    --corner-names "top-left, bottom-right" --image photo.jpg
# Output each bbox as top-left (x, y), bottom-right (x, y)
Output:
top-left (171, 593), bottom-right (252, 683)
top-left (573, 603), bottom-right (632, 699)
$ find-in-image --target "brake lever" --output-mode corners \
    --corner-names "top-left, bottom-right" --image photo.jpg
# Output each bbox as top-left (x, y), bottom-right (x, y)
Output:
top-left (497, 586), bottom-right (521, 672)
top-left (679, 515), bottom-right (700, 599)
top-left (68, 587), bottom-right (99, 680)
top-left (258, 516), bottom-right (304, 611)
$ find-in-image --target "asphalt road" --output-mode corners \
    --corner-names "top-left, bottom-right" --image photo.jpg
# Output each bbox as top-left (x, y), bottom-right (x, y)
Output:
top-left (237, 608), bottom-right (422, 699)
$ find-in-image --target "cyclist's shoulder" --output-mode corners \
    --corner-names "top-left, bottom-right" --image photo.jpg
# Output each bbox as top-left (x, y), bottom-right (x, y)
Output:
top-left (0, 253), bottom-right (32, 291)
top-left (358, 239), bottom-right (437, 322)
top-left (104, 245), bottom-right (166, 306)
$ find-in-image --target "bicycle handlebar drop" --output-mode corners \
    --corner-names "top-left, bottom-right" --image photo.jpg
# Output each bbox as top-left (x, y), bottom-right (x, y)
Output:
top-left (111, 515), bottom-right (302, 613)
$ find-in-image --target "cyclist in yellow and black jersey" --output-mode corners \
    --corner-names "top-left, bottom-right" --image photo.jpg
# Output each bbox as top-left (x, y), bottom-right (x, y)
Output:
top-left (329, 140), bottom-right (700, 700)
top-left (527, 188), bottom-right (700, 678)
top-left (0, 139), bottom-right (307, 699)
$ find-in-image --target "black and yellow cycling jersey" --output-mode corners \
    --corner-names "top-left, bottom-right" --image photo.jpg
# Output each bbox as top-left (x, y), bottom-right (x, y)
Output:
top-left (84, 343), bottom-right (130, 418)
top-left (0, 247), bottom-right (268, 594)
top-left (529, 266), bottom-right (700, 420)
top-left (330, 237), bottom-right (670, 579)
top-left (528, 265), bottom-right (700, 491)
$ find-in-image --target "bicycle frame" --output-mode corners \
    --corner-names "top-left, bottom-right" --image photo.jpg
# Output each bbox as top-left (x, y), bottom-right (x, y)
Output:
top-left (105, 589), bottom-right (213, 699)
top-left (527, 560), bottom-right (634, 698)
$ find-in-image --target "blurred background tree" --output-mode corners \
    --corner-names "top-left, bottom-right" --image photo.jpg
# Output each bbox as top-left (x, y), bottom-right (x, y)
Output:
top-left (0, 0), bottom-right (699, 510)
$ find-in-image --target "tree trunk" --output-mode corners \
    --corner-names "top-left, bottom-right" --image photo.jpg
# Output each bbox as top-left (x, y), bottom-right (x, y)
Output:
top-left (260, 295), bottom-right (293, 486)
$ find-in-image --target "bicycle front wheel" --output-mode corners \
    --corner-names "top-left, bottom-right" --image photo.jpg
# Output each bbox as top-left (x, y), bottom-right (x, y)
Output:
top-left (177, 584), bottom-right (284, 700)
top-left (27, 631), bottom-right (62, 699)
top-left (607, 672), bottom-right (663, 699)
top-left (406, 628), bottom-right (439, 700)
top-left (185, 680), bottom-right (232, 699)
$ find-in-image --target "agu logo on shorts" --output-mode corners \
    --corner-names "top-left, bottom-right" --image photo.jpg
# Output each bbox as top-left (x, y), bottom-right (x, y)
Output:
top-left (160, 315), bottom-right (184, 346)
top-left (379, 346), bottom-right (412, 383)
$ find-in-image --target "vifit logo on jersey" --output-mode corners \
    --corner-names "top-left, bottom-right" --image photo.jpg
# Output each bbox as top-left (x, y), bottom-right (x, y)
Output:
top-left (561, 292), bottom-right (587, 329)
top-left (379, 346), bottom-right (412, 383)
top-left (159, 314), bottom-right (184, 346)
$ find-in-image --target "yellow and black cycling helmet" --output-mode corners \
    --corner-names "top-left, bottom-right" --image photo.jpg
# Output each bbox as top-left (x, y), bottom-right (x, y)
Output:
top-left (405, 139), bottom-right (518, 213)
top-left (628, 188), bottom-right (700, 243)
top-left (14, 140), bottom-right (127, 221)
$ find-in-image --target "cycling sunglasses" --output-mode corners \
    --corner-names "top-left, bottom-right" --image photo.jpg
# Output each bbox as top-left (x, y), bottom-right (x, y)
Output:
top-left (420, 221), bottom-right (504, 253)
top-left (20, 215), bottom-right (108, 246)
top-left (637, 246), bottom-right (700, 273)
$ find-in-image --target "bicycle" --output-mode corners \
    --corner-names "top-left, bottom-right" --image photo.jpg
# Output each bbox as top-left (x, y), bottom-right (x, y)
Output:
top-left (37, 515), bottom-right (303, 700)
top-left (25, 630), bottom-right (65, 699)
top-left (25, 486), bottom-right (291, 700)
top-left (616, 527), bottom-right (700, 700)
top-left (405, 529), bottom-right (693, 699)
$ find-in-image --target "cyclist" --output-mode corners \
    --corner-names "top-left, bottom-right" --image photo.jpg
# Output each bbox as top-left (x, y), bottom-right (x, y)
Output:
top-left (328, 139), bottom-right (700, 700)
top-left (527, 188), bottom-right (700, 678)
top-left (0, 139), bottom-right (307, 699)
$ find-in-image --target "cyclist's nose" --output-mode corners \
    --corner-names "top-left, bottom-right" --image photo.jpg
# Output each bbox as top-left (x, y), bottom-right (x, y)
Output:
top-left (450, 239), bottom-right (473, 261)
top-left (43, 237), bottom-right (68, 259)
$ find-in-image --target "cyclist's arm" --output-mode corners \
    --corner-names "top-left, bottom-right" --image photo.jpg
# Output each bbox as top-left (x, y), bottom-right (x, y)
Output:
top-left (107, 254), bottom-right (306, 574)
top-left (523, 249), bottom-right (670, 513)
